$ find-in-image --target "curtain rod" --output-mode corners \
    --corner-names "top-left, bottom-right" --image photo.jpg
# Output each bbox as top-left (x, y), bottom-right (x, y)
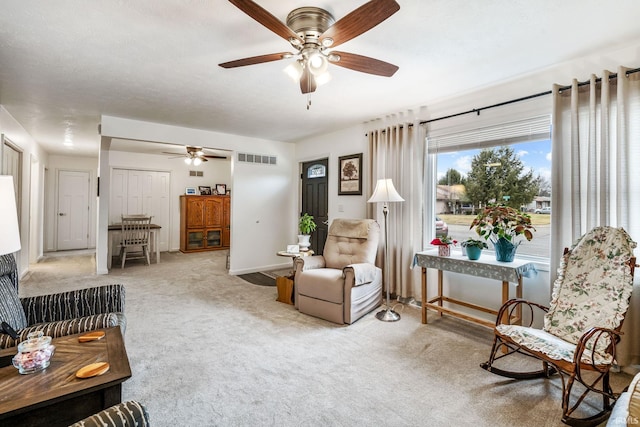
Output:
top-left (367, 67), bottom-right (640, 134)
top-left (419, 67), bottom-right (640, 126)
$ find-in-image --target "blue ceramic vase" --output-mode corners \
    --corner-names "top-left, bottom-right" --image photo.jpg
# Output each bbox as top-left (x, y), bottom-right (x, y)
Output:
top-left (493, 237), bottom-right (517, 262)
top-left (466, 246), bottom-right (482, 260)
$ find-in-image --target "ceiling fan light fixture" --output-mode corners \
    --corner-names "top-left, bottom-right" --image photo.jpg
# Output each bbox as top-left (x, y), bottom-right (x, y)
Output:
top-left (184, 157), bottom-right (192, 165)
top-left (315, 71), bottom-right (331, 87)
top-left (284, 60), bottom-right (304, 81)
top-left (193, 157), bottom-right (202, 166)
top-left (308, 52), bottom-right (328, 76)
top-left (321, 37), bottom-right (334, 48)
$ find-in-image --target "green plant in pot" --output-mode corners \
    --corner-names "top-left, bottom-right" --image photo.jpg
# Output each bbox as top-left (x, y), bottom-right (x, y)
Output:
top-left (298, 213), bottom-right (317, 252)
top-left (469, 204), bottom-right (535, 262)
top-left (460, 238), bottom-right (488, 260)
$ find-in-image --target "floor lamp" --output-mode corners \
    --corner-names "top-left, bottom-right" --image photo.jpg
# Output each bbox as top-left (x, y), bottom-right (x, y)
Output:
top-left (367, 178), bottom-right (404, 322)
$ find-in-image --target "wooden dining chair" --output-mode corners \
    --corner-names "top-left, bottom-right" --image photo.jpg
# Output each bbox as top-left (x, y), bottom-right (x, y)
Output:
top-left (119, 215), bottom-right (152, 269)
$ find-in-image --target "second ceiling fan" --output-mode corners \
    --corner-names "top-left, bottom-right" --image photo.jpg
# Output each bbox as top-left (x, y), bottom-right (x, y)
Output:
top-left (219, 0), bottom-right (400, 94)
top-left (163, 146), bottom-right (227, 165)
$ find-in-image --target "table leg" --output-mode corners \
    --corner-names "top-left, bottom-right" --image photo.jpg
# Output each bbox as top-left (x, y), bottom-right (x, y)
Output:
top-left (438, 269), bottom-right (443, 317)
top-left (516, 278), bottom-right (523, 325)
top-left (421, 267), bottom-right (427, 324)
top-left (501, 280), bottom-right (509, 324)
top-left (153, 229), bottom-right (160, 264)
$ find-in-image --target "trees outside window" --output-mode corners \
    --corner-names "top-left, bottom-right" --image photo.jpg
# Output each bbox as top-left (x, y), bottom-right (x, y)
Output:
top-left (464, 146), bottom-right (539, 209)
top-left (435, 139), bottom-right (551, 258)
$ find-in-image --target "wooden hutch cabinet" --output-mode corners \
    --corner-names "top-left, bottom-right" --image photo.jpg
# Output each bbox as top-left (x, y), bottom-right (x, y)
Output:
top-left (180, 195), bottom-right (230, 252)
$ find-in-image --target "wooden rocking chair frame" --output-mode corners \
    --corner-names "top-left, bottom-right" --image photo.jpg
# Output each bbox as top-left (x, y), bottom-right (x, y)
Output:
top-left (481, 243), bottom-right (637, 427)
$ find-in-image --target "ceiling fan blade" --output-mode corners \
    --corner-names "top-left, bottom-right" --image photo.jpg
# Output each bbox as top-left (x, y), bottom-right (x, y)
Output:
top-left (300, 67), bottom-right (317, 94)
top-left (219, 52), bottom-right (291, 68)
top-left (203, 155), bottom-right (228, 159)
top-left (319, 0), bottom-right (400, 48)
top-left (228, 0), bottom-right (303, 44)
top-left (330, 51), bottom-right (398, 77)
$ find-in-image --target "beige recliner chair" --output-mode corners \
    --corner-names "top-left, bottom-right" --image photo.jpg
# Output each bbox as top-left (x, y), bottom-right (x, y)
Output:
top-left (293, 218), bottom-right (382, 324)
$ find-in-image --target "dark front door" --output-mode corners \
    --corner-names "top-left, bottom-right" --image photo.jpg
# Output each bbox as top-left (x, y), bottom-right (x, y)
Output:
top-left (301, 158), bottom-right (329, 255)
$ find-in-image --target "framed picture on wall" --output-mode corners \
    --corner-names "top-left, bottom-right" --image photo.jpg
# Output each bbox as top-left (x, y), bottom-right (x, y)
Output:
top-left (199, 186), bottom-right (211, 195)
top-left (338, 153), bottom-right (362, 195)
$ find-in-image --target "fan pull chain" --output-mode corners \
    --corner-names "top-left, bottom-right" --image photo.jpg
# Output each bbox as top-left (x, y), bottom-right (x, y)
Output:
top-left (307, 95), bottom-right (311, 110)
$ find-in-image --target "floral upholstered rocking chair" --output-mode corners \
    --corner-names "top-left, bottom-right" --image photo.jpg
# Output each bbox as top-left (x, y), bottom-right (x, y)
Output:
top-left (480, 226), bottom-right (637, 426)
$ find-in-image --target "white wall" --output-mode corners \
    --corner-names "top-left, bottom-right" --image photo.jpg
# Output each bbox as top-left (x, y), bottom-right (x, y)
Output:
top-left (0, 106), bottom-right (49, 278)
top-left (99, 116), bottom-right (297, 275)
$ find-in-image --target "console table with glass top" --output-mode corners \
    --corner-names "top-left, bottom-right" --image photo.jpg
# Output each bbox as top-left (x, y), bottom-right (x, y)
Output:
top-left (413, 249), bottom-right (536, 328)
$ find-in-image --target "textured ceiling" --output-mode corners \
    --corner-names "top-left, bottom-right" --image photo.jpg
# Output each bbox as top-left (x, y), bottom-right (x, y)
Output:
top-left (1, 0), bottom-right (640, 157)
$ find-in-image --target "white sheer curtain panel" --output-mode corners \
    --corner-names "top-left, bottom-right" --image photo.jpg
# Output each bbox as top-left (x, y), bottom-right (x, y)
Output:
top-left (551, 66), bottom-right (640, 368)
top-left (366, 113), bottom-right (425, 300)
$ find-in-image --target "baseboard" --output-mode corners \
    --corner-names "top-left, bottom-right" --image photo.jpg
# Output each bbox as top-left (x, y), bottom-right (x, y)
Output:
top-left (229, 261), bottom-right (292, 276)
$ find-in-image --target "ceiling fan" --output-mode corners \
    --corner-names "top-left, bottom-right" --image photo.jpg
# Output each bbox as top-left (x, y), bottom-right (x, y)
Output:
top-left (219, 0), bottom-right (400, 95)
top-left (162, 146), bottom-right (227, 165)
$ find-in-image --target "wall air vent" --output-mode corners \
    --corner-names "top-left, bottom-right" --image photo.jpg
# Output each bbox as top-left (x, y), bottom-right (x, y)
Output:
top-left (237, 153), bottom-right (277, 165)
top-left (189, 170), bottom-right (204, 177)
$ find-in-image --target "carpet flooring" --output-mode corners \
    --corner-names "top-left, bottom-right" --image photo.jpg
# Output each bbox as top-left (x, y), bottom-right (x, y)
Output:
top-left (19, 250), bottom-right (633, 426)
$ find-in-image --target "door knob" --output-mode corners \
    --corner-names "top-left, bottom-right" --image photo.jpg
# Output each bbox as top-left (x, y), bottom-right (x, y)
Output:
top-left (323, 220), bottom-right (329, 226)
top-left (58, 213), bottom-right (67, 216)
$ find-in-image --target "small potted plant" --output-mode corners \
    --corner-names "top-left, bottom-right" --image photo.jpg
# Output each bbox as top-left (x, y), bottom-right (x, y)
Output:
top-left (460, 238), bottom-right (488, 260)
top-left (430, 236), bottom-right (457, 257)
top-left (469, 204), bottom-right (535, 262)
top-left (298, 213), bottom-right (317, 251)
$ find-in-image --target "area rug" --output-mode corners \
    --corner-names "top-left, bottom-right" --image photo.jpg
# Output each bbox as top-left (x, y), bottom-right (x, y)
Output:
top-left (239, 268), bottom-right (292, 286)
top-left (238, 272), bottom-right (276, 286)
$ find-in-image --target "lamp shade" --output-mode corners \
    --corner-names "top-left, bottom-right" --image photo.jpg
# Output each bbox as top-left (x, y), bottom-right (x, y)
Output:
top-left (0, 175), bottom-right (21, 255)
top-left (367, 179), bottom-right (404, 203)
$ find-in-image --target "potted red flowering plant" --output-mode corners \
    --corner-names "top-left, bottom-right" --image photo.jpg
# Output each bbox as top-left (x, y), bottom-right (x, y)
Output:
top-left (430, 236), bottom-right (457, 257)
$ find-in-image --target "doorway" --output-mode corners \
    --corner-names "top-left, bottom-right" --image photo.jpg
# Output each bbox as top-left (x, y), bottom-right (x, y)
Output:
top-left (57, 170), bottom-right (90, 250)
top-left (301, 158), bottom-right (328, 254)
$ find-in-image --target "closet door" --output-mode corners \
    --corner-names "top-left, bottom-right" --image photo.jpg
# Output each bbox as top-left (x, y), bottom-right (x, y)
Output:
top-left (109, 168), bottom-right (171, 252)
top-left (110, 169), bottom-right (127, 223)
top-left (126, 170), bottom-right (145, 214)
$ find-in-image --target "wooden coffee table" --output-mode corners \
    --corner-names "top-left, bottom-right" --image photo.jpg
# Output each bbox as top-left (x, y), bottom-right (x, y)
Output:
top-left (0, 327), bottom-right (131, 427)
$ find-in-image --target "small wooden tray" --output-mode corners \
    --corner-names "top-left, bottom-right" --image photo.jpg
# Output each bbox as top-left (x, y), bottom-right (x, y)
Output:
top-left (76, 362), bottom-right (110, 379)
top-left (78, 331), bottom-right (106, 343)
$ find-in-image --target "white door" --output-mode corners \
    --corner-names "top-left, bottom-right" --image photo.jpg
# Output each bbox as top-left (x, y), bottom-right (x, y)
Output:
top-left (109, 168), bottom-right (171, 252)
top-left (57, 170), bottom-right (89, 250)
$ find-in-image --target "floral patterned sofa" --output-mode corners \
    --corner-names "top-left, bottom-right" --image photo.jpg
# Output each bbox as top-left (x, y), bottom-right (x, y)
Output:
top-left (607, 372), bottom-right (640, 426)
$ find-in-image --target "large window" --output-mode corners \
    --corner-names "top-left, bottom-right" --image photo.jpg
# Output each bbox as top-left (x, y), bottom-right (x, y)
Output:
top-left (427, 114), bottom-right (552, 258)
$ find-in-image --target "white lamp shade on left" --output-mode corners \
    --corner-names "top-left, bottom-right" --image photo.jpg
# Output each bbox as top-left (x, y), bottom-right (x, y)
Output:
top-left (367, 178), bottom-right (404, 204)
top-left (0, 175), bottom-right (21, 255)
